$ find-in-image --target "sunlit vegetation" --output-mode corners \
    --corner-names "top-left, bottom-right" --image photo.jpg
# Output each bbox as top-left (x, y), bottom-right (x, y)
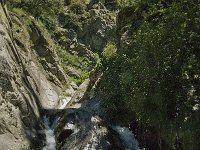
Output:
top-left (6, 0), bottom-right (200, 149)
top-left (98, 0), bottom-right (200, 149)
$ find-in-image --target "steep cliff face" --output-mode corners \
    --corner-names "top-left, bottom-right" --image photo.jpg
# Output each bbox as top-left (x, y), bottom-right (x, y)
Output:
top-left (0, 1), bottom-right (141, 150)
top-left (0, 2), bottom-right (70, 149)
top-left (57, 1), bottom-right (116, 53)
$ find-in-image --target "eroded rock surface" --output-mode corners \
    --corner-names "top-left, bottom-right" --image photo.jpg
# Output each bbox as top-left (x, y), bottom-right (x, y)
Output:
top-left (0, 1), bottom-right (140, 150)
top-left (54, 109), bottom-right (109, 150)
top-left (0, 2), bottom-right (70, 149)
top-left (58, 1), bottom-right (116, 53)
top-left (53, 108), bottom-right (139, 150)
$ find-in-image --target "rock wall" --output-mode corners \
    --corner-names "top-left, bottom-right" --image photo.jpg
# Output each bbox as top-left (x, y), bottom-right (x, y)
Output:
top-left (0, 1), bottom-right (118, 149)
top-left (57, 1), bottom-right (116, 54)
top-left (0, 2), bottom-right (69, 149)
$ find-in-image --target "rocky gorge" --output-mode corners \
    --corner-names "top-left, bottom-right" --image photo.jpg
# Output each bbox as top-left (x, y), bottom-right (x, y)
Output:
top-left (0, 0), bottom-right (199, 150)
top-left (0, 0), bottom-right (141, 149)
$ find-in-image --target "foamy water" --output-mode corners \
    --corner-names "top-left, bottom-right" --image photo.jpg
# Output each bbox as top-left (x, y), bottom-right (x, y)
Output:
top-left (113, 126), bottom-right (140, 150)
top-left (43, 115), bottom-right (58, 150)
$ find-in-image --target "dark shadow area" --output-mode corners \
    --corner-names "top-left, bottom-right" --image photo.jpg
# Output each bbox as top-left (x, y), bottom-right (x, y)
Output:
top-left (58, 129), bottom-right (73, 145)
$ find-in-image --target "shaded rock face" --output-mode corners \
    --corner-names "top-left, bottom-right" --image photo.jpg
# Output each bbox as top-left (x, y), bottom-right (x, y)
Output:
top-left (57, 128), bottom-right (73, 144)
top-left (0, 2), bottom-right (69, 149)
top-left (85, 7), bottom-right (116, 51)
top-left (58, 2), bottom-right (116, 53)
top-left (53, 108), bottom-right (140, 150)
top-left (0, 2), bottom-right (140, 150)
top-left (116, 5), bottom-right (148, 54)
top-left (55, 109), bottom-right (111, 150)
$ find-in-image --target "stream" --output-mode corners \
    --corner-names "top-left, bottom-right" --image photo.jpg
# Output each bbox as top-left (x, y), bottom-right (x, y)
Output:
top-left (112, 126), bottom-right (140, 150)
top-left (43, 115), bottom-right (59, 150)
top-left (42, 113), bottom-right (140, 149)
top-left (42, 96), bottom-right (140, 149)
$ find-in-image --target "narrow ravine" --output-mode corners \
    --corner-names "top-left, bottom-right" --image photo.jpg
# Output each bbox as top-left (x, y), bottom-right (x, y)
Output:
top-left (2, 1), bottom-right (199, 150)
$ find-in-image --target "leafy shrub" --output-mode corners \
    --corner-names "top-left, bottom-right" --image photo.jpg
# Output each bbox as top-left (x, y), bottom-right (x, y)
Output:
top-left (68, 0), bottom-right (87, 14)
top-left (116, 0), bottom-right (138, 8)
top-left (57, 46), bottom-right (97, 85)
top-left (99, 0), bottom-right (200, 149)
top-left (102, 42), bottom-right (117, 61)
top-left (7, 0), bottom-right (64, 18)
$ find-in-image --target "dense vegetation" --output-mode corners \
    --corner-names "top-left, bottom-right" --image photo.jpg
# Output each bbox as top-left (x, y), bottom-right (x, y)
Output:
top-left (6, 0), bottom-right (199, 149)
top-left (99, 0), bottom-right (200, 149)
top-left (6, 0), bottom-right (97, 85)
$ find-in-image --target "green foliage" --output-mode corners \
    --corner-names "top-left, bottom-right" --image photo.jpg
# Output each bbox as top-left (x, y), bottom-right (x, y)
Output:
top-left (62, 0), bottom-right (90, 32)
top-left (69, 0), bottom-right (88, 14)
top-left (116, 0), bottom-right (139, 8)
top-left (7, 0), bottom-right (97, 86)
top-left (69, 70), bottom-right (90, 85)
top-left (7, 0), bottom-right (64, 18)
top-left (102, 42), bottom-right (117, 61)
top-left (57, 46), bottom-right (96, 85)
top-left (7, 0), bottom-right (63, 31)
top-left (6, 0), bottom-right (199, 148)
top-left (9, 7), bottom-right (33, 26)
top-left (99, 0), bottom-right (200, 149)
top-left (10, 7), bottom-right (26, 15)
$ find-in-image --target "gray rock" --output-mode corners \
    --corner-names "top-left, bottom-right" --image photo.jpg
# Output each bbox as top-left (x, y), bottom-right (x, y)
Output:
top-left (68, 78), bottom-right (90, 106)
top-left (59, 2), bottom-right (116, 52)
top-left (0, 3), bottom-right (70, 149)
top-left (55, 109), bottom-right (111, 150)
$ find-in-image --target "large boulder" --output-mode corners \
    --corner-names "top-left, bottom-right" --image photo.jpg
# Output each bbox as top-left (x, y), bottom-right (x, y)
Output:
top-left (55, 109), bottom-right (110, 150)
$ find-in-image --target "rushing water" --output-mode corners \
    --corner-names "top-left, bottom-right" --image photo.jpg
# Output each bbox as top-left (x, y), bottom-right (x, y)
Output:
top-left (43, 116), bottom-right (140, 150)
top-left (113, 126), bottom-right (140, 150)
top-left (42, 97), bottom-right (140, 150)
top-left (43, 115), bottom-right (58, 150)
top-left (42, 97), bottom-right (71, 150)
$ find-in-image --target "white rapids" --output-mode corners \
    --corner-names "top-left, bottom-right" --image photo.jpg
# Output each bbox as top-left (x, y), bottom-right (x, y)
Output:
top-left (43, 96), bottom-right (71, 150)
top-left (43, 115), bottom-right (59, 150)
top-left (113, 126), bottom-right (140, 150)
